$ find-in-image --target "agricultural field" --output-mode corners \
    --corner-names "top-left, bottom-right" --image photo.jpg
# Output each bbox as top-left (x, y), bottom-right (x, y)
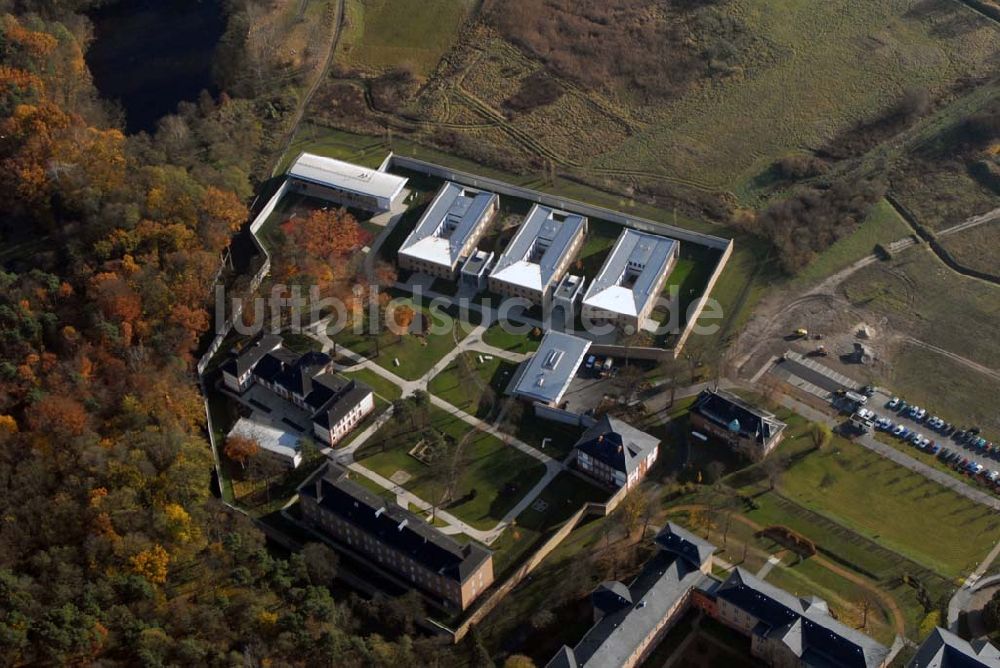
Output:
top-left (355, 404), bottom-right (546, 530)
top-left (335, 0), bottom-right (476, 76)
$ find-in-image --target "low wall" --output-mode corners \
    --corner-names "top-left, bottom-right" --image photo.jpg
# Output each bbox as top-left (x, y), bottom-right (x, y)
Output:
top-left (196, 182), bottom-right (283, 375)
top-left (589, 343), bottom-right (673, 362)
top-left (448, 481), bottom-right (628, 642)
top-left (671, 238), bottom-right (734, 355)
top-left (533, 403), bottom-right (598, 428)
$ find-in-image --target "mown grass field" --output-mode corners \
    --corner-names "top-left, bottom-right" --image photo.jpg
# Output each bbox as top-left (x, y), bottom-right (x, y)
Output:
top-left (335, 0), bottom-right (475, 76)
top-left (735, 408), bottom-right (1000, 579)
top-left (427, 351), bottom-right (515, 414)
top-left (356, 404), bottom-right (546, 530)
top-left (329, 294), bottom-right (472, 380)
top-left (594, 0), bottom-right (1000, 198)
top-left (342, 366), bottom-right (402, 401)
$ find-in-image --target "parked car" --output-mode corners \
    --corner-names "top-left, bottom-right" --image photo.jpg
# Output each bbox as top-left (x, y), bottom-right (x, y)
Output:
top-left (939, 447), bottom-right (951, 459)
top-left (989, 471), bottom-right (1000, 483)
top-left (930, 443), bottom-right (941, 455)
top-left (892, 424), bottom-right (906, 437)
top-left (585, 355), bottom-right (596, 369)
top-left (899, 428), bottom-right (913, 440)
top-left (861, 385), bottom-right (876, 397)
top-left (886, 396), bottom-right (900, 409)
top-left (910, 432), bottom-right (923, 445)
top-left (915, 407), bottom-right (927, 420)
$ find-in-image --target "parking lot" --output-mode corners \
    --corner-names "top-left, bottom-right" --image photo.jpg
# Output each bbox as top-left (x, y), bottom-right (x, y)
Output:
top-left (858, 388), bottom-right (1000, 485)
top-left (768, 351), bottom-right (1000, 492)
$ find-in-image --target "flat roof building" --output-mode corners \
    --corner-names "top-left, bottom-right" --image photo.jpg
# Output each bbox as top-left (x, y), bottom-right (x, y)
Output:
top-left (511, 331), bottom-right (591, 406)
top-left (299, 462), bottom-right (494, 611)
top-left (582, 229), bottom-right (679, 332)
top-left (398, 182), bottom-right (498, 279)
top-left (287, 152), bottom-right (407, 212)
top-left (489, 204), bottom-right (587, 305)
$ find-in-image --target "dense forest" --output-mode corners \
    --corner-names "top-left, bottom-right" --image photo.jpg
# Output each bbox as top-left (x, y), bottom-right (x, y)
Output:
top-left (0, 2), bottom-right (474, 665)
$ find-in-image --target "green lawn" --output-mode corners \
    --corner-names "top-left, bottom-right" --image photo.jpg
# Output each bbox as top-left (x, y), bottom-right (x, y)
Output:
top-left (490, 471), bottom-right (609, 577)
top-left (355, 404), bottom-right (547, 530)
top-left (329, 295), bottom-right (472, 380)
top-left (335, 0), bottom-right (475, 77)
top-left (482, 321), bottom-right (542, 354)
top-left (747, 432), bottom-right (1000, 579)
top-left (427, 351), bottom-right (515, 414)
top-left (514, 414), bottom-right (584, 461)
top-left (342, 366), bottom-right (402, 401)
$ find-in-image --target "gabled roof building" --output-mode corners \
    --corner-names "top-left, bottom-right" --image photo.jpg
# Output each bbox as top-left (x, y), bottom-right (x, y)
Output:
top-left (489, 204), bottom-right (587, 305)
top-left (690, 389), bottom-right (787, 461)
top-left (909, 627), bottom-right (1000, 667)
top-left (222, 336), bottom-right (375, 449)
top-left (713, 568), bottom-right (893, 668)
top-left (546, 524), bottom-right (715, 668)
top-left (287, 152), bottom-right (408, 212)
top-left (573, 415), bottom-right (660, 490)
top-left (398, 182), bottom-right (499, 279)
top-left (581, 229), bottom-right (679, 332)
top-left (299, 462), bottom-right (494, 611)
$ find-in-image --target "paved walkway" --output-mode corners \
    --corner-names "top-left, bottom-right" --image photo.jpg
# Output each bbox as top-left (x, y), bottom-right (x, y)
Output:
top-left (757, 554), bottom-right (782, 580)
top-left (302, 313), bottom-right (561, 545)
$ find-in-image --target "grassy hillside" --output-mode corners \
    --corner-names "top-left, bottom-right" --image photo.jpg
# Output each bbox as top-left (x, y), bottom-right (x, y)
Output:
top-left (336, 0), bottom-right (476, 76)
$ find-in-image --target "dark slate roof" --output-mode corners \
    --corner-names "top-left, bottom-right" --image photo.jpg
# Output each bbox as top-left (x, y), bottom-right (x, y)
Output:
top-left (574, 415), bottom-right (659, 475)
top-left (592, 581), bottom-right (632, 616)
top-left (692, 389), bottom-right (786, 445)
top-left (551, 550), bottom-right (708, 667)
top-left (251, 347), bottom-right (300, 384)
top-left (279, 351), bottom-right (332, 396)
top-left (716, 568), bottom-right (890, 668)
top-left (909, 627), bottom-right (1000, 667)
top-left (654, 522), bottom-right (716, 568)
top-left (299, 463), bottom-right (491, 583)
top-left (547, 646), bottom-right (578, 668)
top-left (312, 377), bottom-right (373, 429)
top-left (222, 334), bottom-right (283, 377)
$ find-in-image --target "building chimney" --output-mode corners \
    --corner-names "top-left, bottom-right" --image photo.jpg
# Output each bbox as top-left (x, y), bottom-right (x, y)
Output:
top-left (397, 519), bottom-right (408, 531)
top-left (375, 507), bottom-right (385, 518)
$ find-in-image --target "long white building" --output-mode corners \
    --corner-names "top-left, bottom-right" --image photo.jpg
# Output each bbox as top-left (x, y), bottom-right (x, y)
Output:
top-left (581, 229), bottom-right (678, 332)
top-left (488, 204), bottom-right (587, 306)
top-left (286, 152), bottom-right (408, 212)
top-left (398, 182), bottom-right (498, 278)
